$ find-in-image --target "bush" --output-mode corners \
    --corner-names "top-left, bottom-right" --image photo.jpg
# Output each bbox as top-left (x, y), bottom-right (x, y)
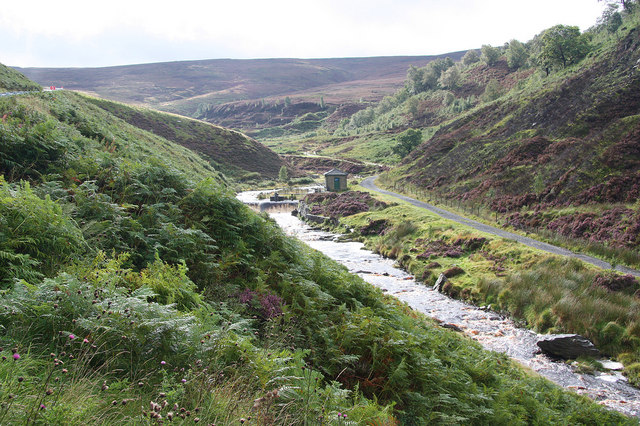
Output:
top-left (481, 45), bottom-right (501, 66)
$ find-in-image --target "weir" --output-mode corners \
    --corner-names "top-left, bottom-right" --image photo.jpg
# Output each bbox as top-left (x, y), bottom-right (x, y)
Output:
top-left (245, 200), bottom-right (299, 213)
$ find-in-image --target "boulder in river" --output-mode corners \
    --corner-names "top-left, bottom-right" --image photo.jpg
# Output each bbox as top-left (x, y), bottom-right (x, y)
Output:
top-left (537, 334), bottom-right (601, 359)
top-left (433, 273), bottom-right (447, 292)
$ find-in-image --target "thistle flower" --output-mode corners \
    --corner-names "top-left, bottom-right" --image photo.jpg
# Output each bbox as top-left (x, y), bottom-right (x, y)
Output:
top-left (83, 338), bottom-right (89, 343)
top-left (12, 353), bottom-right (20, 361)
top-left (69, 334), bottom-right (75, 340)
top-left (160, 360), bottom-right (166, 365)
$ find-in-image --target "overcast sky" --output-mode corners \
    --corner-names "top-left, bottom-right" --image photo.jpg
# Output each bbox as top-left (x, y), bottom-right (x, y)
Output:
top-left (1, 0), bottom-right (607, 68)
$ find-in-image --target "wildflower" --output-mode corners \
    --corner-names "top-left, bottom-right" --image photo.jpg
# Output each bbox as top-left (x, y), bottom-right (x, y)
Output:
top-left (181, 378), bottom-right (187, 384)
top-left (17, 377), bottom-right (24, 382)
top-left (161, 360), bottom-right (166, 365)
top-left (46, 389), bottom-right (53, 396)
top-left (12, 353), bottom-right (20, 361)
top-left (83, 338), bottom-right (89, 343)
top-left (69, 334), bottom-right (75, 340)
top-left (39, 404), bottom-right (46, 410)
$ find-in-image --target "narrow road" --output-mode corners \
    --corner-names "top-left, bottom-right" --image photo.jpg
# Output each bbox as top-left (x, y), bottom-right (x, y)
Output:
top-left (362, 176), bottom-right (640, 277)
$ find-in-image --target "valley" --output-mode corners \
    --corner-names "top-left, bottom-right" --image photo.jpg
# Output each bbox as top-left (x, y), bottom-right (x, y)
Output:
top-left (2, 1), bottom-right (640, 424)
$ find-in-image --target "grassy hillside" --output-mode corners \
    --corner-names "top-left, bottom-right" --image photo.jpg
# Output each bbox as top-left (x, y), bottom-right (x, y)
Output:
top-left (0, 64), bottom-right (41, 92)
top-left (293, 8), bottom-right (640, 269)
top-left (84, 96), bottom-right (284, 179)
top-left (0, 74), bottom-right (632, 423)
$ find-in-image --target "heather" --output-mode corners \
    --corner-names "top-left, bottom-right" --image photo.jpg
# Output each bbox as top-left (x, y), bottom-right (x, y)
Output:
top-left (0, 83), bottom-right (632, 423)
top-left (303, 190), bottom-right (389, 217)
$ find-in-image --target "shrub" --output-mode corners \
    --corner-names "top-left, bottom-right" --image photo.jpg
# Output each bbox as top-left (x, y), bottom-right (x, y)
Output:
top-left (0, 180), bottom-right (83, 285)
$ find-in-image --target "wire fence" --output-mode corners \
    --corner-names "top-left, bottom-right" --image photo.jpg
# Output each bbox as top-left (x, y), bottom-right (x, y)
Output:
top-left (388, 181), bottom-right (503, 224)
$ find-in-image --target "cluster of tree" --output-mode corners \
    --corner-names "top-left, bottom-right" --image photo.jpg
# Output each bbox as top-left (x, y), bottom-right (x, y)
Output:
top-left (340, 0), bottom-right (636, 135)
top-left (341, 88), bottom-right (411, 131)
top-left (406, 57), bottom-right (455, 94)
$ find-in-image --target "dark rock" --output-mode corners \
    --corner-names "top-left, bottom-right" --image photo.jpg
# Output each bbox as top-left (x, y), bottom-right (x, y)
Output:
top-left (433, 273), bottom-right (447, 292)
top-left (537, 334), bottom-right (601, 359)
top-left (442, 323), bottom-right (463, 332)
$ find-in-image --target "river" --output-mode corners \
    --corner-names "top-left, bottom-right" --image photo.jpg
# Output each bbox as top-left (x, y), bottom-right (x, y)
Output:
top-left (238, 191), bottom-right (640, 418)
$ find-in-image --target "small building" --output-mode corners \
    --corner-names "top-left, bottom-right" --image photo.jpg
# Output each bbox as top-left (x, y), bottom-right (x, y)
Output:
top-left (324, 168), bottom-right (348, 192)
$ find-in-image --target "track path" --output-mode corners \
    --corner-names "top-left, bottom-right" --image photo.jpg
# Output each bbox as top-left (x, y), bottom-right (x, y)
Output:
top-left (362, 176), bottom-right (640, 277)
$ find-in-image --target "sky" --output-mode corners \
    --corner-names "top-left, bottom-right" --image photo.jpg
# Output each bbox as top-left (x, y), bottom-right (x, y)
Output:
top-left (1, 0), bottom-right (608, 68)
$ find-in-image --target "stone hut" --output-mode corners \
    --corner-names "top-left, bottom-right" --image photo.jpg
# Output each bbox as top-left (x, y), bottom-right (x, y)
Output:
top-left (324, 168), bottom-right (348, 192)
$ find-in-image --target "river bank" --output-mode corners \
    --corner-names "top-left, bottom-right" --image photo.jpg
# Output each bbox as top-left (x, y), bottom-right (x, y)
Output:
top-left (267, 209), bottom-right (640, 417)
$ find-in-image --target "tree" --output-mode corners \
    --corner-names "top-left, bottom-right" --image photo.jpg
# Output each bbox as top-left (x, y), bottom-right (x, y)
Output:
top-left (438, 66), bottom-right (462, 89)
top-left (599, 0), bottom-right (635, 11)
top-left (406, 97), bottom-right (419, 119)
top-left (534, 25), bottom-right (590, 74)
top-left (506, 39), bottom-right (529, 69)
top-left (406, 65), bottom-right (426, 94)
top-left (462, 50), bottom-right (480, 65)
top-left (421, 66), bottom-right (441, 91)
top-left (482, 79), bottom-right (504, 102)
top-left (442, 91), bottom-right (455, 107)
top-left (391, 128), bottom-right (422, 158)
top-left (431, 57), bottom-right (454, 74)
top-left (278, 165), bottom-right (289, 183)
top-left (608, 11), bottom-right (623, 33)
top-left (481, 45), bottom-right (501, 66)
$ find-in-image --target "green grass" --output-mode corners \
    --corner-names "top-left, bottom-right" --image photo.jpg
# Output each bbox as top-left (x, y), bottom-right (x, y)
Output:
top-left (0, 65), bottom-right (41, 92)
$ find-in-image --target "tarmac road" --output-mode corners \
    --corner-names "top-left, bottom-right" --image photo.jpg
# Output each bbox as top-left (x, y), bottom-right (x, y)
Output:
top-left (362, 176), bottom-right (640, 277)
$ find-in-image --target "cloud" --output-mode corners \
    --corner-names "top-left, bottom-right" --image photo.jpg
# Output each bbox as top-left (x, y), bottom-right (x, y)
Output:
top-left (1, 0), bottom-right (606, 67)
